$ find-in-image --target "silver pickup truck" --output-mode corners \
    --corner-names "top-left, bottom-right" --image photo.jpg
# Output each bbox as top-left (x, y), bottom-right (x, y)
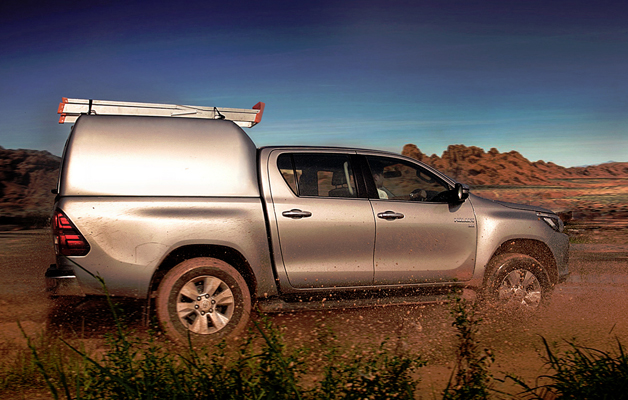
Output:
top-left (46, 113), bottom-right (569, 343)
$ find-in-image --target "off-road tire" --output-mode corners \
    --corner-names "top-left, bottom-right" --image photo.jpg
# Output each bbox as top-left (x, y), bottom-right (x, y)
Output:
top-left (156, 257), bottom-right (251, 344)
top-left (483, 253), bottom-right (551, 310)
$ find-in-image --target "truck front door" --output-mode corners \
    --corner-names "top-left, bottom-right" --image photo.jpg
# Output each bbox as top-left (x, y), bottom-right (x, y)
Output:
top-left (267, 151), bottom-right (375, 289)
top-left (364, 155), bottom-right (477, 284)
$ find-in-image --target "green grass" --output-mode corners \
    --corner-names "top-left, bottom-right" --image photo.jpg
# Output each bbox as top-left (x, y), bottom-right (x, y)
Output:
top-left (8, 316), bottom-right (423, 400)
top-left (5, 293), bottom-right (628, 399)
top-left (506, 337), bottom-right (628, 399)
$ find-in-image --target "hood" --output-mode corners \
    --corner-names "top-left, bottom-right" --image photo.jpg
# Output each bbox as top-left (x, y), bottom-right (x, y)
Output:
top-left (492, 199), bottom-right (554, 214)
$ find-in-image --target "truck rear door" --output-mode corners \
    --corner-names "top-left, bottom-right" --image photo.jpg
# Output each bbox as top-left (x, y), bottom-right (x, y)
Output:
top-left (264, 150), bottom-right (375, 289)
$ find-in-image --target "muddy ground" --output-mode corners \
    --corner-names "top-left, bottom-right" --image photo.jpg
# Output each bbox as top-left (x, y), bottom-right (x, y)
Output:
top-left (1, 216), bottom-right (627, 398)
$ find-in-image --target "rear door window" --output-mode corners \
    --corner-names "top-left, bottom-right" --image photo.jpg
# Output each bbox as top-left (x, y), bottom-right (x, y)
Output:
top-left (277, 153), bottom-right (358, 198)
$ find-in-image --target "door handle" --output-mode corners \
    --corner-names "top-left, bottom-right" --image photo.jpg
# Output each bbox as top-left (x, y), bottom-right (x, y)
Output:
top-left (282, 209), bottom-right (312, 219)
top-left (377, 211), bottom-right (404, 220)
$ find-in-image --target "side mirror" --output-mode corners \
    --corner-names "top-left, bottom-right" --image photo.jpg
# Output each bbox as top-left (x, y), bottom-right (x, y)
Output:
top-left (450, 183), bottom-right (469, 203)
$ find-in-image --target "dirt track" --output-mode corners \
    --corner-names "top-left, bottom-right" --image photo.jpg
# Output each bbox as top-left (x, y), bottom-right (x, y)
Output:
top-left (1, 219), bottom-right (628, 395)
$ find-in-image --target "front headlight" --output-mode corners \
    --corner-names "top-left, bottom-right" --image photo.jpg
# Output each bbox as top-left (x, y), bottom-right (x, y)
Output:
top-left (537, 212), bottom-right (564, 233)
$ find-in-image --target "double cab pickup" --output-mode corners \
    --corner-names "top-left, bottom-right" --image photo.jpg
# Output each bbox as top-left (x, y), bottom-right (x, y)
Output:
top-left (47, 108), bottom-right (569, 342)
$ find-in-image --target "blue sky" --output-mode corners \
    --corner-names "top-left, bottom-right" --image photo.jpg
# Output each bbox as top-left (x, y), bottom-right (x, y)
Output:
top-left (1, 0), bottom-right (627, 167)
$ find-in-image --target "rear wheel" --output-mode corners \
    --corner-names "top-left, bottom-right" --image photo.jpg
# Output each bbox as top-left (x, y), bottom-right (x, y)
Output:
top-left (155, 257), bottom-right (251, 343)
top-left (484, 253), bottom-right (551, 310)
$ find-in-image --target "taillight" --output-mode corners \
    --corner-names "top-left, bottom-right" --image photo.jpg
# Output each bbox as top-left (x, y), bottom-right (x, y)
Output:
top-left (53, 209), bottom-right (91, 256)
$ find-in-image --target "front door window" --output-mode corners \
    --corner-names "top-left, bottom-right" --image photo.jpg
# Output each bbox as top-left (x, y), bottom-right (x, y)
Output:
top-left (366, 156), bottom-right (451, 202)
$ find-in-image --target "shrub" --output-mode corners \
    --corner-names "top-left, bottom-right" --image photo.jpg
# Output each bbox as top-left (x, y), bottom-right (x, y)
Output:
top-left (442, 297), bottom-right (494, 400)
top-left (314, 339), bottom-right (423, 400)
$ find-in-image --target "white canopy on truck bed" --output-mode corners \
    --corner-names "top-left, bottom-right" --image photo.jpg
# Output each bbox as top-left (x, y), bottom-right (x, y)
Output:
top-left (59, 115), bottom-right (260, 197)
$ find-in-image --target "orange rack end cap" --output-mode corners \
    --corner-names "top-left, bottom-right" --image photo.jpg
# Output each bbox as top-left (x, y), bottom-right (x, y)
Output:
top-left (253, 102), bottom-right (265, 124)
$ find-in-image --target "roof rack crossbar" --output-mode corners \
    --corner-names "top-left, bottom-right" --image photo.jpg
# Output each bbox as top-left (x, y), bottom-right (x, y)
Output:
top-left (57, 98), bottom-right (265, 128)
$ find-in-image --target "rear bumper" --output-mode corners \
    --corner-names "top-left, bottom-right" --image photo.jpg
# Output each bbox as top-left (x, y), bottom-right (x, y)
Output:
top-left (45, 264), bottom-right (85, 297)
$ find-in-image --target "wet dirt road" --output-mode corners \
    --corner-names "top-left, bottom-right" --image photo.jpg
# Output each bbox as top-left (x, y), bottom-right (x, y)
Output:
top-left (1, 220), bottom-right (628, 393)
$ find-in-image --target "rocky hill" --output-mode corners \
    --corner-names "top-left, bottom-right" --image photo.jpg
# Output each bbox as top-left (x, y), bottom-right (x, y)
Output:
top-left (402, 144), bottom-right (628, 186)
top-left (0, 146), bottom-right (60, 227)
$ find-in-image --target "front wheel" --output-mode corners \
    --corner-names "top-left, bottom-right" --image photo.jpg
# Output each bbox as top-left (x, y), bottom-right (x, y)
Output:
top-left (155, 257), bottom-right (251, 343)
top-left (483, 253), bottom-right (551, 311)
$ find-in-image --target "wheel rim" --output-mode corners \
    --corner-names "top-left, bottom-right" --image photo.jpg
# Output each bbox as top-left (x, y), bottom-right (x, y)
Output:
top-left (175, 275), bottom-right (235, 334)
top-left (497, 269), bottom-right (542, 309)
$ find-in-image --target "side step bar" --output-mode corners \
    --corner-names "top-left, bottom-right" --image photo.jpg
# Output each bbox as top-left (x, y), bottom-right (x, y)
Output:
top-left (256, 291), bottom-right (470, 313)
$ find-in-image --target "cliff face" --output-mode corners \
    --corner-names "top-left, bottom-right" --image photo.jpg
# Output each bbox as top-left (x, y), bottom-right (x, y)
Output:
top-left (402, 144), bottom-right (628, 185)
top-left (0, 146), bottom-right (61, 226)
